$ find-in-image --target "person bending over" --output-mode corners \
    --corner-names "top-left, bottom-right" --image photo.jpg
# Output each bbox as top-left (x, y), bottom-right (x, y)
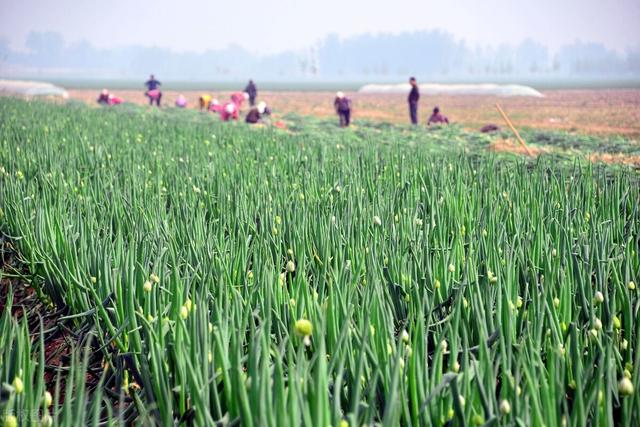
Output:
top-left (246, 101), bottom-right (271, 124)
top-left (427, 106), bottom-right (449, 125)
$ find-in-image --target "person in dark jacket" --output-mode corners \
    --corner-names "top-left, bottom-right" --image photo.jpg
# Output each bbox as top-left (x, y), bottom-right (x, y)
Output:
top-left (334, 92), bottom-right (352, 127)
top-left (245, 80), bottom-right (257, 106)
top-left (427, 106), bottom-right (449, 125)
top-left (408, 77), bottom-right (419, 125)
top-left (246, 101), bottom-right (271, 124)
top-left (97, 89), bottom-right (110, 105)
top-left (144, 74), bottom-right (162, 106)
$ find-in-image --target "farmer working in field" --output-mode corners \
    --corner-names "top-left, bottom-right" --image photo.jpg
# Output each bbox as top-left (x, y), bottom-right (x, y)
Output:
top-left (175, 95), bottom-right (188, 108)
top-left (208, 99), bottom-right (222, 113)
top-left (334, 92), bottom-right (352, 127)
top-left (408, 77), bottom-right (420, 125)
top-left (427, 106), bottom-right (449, 125)
top-left (231, 91), bottom-right (249, 107)
top-left (144, 74), bottom-right (162, 106)
top-left (219, 92), bottom-right (247, 121)
top-left (245, 80), bottom-right (257, 106)
top-left (209, 98), bottom-right (224, 113)
top-left (97, 89), bottom-right (123, 106)
top-left (220, 103), bottom-right (239, 121)
top-left (97, 89), bottom-right (110, 105)
top-left (199, 94), bottom-right (212, 110)
top-left (246, 101), bottom-right (271, 124)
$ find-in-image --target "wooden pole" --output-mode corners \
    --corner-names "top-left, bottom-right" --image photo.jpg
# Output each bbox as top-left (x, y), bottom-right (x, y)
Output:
top-left (495, 103), bottom-right (533, 156)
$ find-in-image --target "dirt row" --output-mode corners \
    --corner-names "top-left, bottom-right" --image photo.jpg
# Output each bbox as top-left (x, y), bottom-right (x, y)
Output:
top-left (67, 88), bottom-right (640, 138)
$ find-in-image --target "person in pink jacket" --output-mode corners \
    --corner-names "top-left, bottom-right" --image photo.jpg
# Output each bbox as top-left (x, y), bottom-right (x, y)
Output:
top-left (230, 92), bottom-right (249, 107)
top-left (220, 102), bottom-right (239, 121)
top-left (208, 99), bottom-right (222, 113)
top-left (175, 95), bottom-right (187, 108)
top-left (108, 94), bottom-right (123, 105)
top-left (218, 92), bottom-right (248, 121)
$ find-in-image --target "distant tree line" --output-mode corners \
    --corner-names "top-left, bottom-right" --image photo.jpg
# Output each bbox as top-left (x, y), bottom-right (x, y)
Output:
top-left (0, 30), bottom-right (638, 80)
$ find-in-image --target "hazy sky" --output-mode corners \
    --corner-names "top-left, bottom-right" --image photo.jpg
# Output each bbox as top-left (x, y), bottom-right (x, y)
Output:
top-left (1, 0), bottom-right (639, 54)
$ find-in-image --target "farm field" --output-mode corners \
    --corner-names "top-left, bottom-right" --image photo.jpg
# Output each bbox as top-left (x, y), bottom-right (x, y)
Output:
top-left (66, 88), bottom-right (640, 138)
top-left (1, 97), bottom-right (639, 426)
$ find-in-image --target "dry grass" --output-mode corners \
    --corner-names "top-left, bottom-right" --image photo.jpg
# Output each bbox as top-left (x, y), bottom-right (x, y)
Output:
top-left (588, 152), bottom-right (640, 167)
top-left (487, 138), bottom-right (549, 157)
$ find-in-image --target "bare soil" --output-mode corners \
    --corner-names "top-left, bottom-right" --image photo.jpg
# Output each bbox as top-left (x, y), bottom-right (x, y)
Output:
top-left (67, 88), bottom-right (640, 138)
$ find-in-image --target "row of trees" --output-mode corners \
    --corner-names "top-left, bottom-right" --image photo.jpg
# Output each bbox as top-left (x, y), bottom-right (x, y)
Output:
top-left (1, 30), bottom-right (638, 79)
top-left (316, 32), bottom-right (639, 77)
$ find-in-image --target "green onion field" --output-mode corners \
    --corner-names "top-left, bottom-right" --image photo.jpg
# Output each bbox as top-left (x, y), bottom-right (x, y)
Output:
top-left (1, 98), bottom-right (639, 426)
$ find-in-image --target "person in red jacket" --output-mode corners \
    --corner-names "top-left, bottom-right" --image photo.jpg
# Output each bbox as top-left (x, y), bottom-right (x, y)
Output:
top-left (208, 99), bottom-right (222, 113)
top-left (427, 106), bottom-right (449, 125)
top-left (220, 102), bottom-right (239, 121)
top-left (230, 92), bottom-right (249, 107)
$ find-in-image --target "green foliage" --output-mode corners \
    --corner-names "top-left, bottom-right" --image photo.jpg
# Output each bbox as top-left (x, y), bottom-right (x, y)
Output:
top-left (0, 98), bottom-right (639, 426)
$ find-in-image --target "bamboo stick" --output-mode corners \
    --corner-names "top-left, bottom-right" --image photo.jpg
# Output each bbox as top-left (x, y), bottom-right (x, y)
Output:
top-left (495, 103), bottom-right (533, 156)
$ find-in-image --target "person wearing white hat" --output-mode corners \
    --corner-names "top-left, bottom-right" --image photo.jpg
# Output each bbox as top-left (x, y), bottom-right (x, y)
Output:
top-left (97, 89), bottom-right (110, 105)
top-left (245, 101), bottom-right (272, 124)
top-left (208, 99), bottom-right (222, 113)
top-left (219, 102), bottom-right (239, 121)
top-left (97, 89), bottom-right (123, 106)
top-left (334, 91), bottom-right (352, 127)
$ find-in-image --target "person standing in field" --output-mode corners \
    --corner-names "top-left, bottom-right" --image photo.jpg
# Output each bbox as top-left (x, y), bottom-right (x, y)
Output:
top-left (408, 77), bottom-right (419, 125)
top-left (144, 74), bottom-right (162, 106)
top-left (334, 91), bottom-right (352, 127)
top-left (245, 80), bottom-right (257, 106)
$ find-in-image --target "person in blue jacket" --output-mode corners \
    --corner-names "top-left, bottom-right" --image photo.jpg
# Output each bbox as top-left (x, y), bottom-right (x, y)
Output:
top-left (144, 74), bottom-right (162, 106)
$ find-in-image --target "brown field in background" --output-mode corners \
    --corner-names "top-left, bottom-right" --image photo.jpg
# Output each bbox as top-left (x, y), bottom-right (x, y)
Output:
top-left (68, 88), bottom-right (640, 138)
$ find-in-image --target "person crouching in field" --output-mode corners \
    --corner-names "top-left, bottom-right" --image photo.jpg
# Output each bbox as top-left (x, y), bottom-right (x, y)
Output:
top-left (175, 95), bottom-right (187, 108)
top-left (220, 103), bottom-right (239, 121)
top-left (334, 92), bottom-right (352, 127)
top-left (427, 106), bottom-right (449, 125)
top-left (246, 101), bottom-right (271, 124)
top-left (219, 92), bottom-right (248, 121)
top-left (97, 89), bottom-right (122, 106)
top-left (199, 94), bottom-right (212, 110)
top-left (97, 89), bottom-right (110, 105)
top-left (144, 74), bottom-right (162, 106)
top-left (208, 99), bottom-right (222, 113)
top-left (231, 92), bottom-right (249, 107)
